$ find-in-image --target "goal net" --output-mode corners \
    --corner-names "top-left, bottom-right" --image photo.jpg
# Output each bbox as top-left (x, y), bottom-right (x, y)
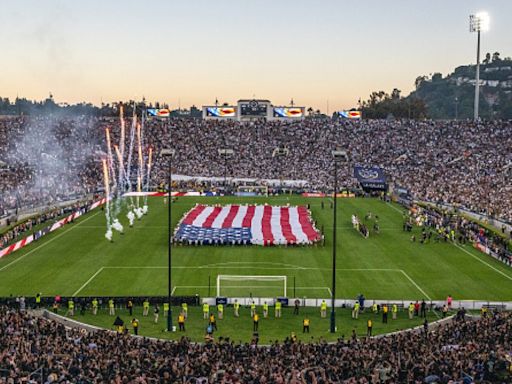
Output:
top-left (216, 275), bottom-right (287, 297)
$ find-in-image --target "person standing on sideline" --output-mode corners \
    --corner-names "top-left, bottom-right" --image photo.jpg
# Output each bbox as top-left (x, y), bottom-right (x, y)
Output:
top-left (447, 295), bottom-right (453, 310)
top-left (35, 293), bottom-right (41, 309)
top-left (67, 299), bottom-right (74, 317)
top-left (263, 301), bottom-right (269, 318)
top-left (178, 311), bottom-right (185, 331)
top-left (420, 300), bottom-right (427, 318)
top-left (352, 302), bottom-right (360, 319)
top-left (382, 305), bottom-right (388, 323)
top-left (303, 317), bottom-right (310, 333)
top-left (250, 301), bottom-right (256, 317)
top-left (92, 298), bottom-right (98, 315)
top-left (181, 302), bottom-right (188, 319)
top-left (234, 300), bottom-right (240, 317)
top-left (253, 312), bottom-right (259, 332)
top-left (163, 302), bottom-right (169, 318)
top-left (203, 302), bottom-right (209, 319)
top-left (321, 300), bottom-right (327, 318)
top-left (275, 300), bottom-right (282, 318)
top-left (293, 299), bottom-right (300, 315)
top-left (217, 303), bottom-right (224, 320)
top-left (108, 298), bottom-right (115, 316)
top-left (209, 313), bottom-right (217, 331)
top-left (131, 318), bottom-right (139, 335)
top-left (392, 304), bottom-right (398, 320)
top-left (127, 299), bottom-right (133, 316)
top-left (153, 305), bottom-right (159, 323)
top-left (408, 302), bottom-right (414, 319)
top-left (442, 304), bottom-right (448, 318)
top-left (142, 299), bottom-right (150, 316)
top-left (367, 319), bottom-right (373, 337)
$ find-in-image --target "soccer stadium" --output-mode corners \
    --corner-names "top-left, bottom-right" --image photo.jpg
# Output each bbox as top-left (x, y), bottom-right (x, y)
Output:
top-left (1, 2), bottom-right (512, 383)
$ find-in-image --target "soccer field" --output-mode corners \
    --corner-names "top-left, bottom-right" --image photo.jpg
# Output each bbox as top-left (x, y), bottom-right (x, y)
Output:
top-left (1, 196), bottom-right (511, 301)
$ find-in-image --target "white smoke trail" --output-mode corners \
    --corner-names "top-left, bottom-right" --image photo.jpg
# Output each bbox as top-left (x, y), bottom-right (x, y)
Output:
top-left (112, 218), bottom-right (124, 234)
top-left (101, 158), bottom-right (112, 241)
top-left (127, 210), bottom-right (135, 227)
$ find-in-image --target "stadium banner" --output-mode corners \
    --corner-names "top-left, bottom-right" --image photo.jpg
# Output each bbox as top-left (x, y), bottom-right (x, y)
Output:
top-left (273, 107), bottom-right (304, 118)
top-left (353, 166), bottom-right (387, 190)
top-left (174, 204), bottom-right (322, 246)
top-left (206, 107), bottom-right (236, 118)
top-left (301, 193), bottom-right (326, 197)
top-left (146, 108), bottom-right (170, 118)
top-left (0, 198), bottom-right (106, 259)
top-left (338, 110), bottom-right (362, 119)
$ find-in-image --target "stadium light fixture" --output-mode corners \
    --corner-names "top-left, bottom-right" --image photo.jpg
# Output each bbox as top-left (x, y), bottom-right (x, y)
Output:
top-left (330, 149), bottom-right (349, 333)
top-left (161, 147), bottom-right (175, 332)
top-left (469, 11), bottom-right (490, 121)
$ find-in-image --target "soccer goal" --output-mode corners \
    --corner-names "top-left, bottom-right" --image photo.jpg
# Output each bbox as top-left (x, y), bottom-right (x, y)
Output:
top-left (216, 275), bottom-right (287, 297)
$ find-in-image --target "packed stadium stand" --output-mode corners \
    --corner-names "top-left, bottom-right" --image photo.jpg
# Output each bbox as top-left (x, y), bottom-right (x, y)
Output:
top-left (1, 117), bottom-right (511, 223)
top-left (0, 305), bottom-right (510, 382)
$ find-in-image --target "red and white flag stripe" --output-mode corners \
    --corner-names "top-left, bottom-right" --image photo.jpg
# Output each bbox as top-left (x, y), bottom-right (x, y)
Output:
top-left (179, 204), bottom-right (321, 245)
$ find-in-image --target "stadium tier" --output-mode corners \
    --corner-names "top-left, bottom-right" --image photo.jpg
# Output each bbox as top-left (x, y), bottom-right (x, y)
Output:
top-left (1, 117), bottom-right (511, 224)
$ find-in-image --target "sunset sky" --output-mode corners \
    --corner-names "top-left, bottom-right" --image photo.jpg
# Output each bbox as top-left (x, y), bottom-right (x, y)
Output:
top-left (1, 0), bottom-right (511, 112)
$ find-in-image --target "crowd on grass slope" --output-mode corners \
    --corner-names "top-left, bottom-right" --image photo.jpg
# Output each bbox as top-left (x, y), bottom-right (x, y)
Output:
top-left (0, 306), bottom-right (511, 383)
top-left (0, 117), bottom-right (511, 223)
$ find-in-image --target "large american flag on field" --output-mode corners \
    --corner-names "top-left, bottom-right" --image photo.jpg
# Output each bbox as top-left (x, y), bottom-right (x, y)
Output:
top-left (175, 205), bottom-right (321, 246)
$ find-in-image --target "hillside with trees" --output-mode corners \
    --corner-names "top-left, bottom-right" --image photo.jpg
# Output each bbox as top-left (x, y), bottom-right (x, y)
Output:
top-left (361, 52), bottom-right (512, 120)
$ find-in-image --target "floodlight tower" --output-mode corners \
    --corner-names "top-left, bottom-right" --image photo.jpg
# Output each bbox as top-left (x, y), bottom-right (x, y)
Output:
top-left (161, 148), bottom-right (175, 332)
top-left (330, 149), bottom-right (349, 333)
top-left (469, 12), bottom-right (490, 121)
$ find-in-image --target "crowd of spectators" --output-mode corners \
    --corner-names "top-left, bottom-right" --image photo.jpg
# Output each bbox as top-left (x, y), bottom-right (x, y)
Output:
top-left (0, 306), bottom-right (510, 383)
top-left (408, 205), bottom-right (511, 266)
top-left (1, 117), bottom-right (511, 224)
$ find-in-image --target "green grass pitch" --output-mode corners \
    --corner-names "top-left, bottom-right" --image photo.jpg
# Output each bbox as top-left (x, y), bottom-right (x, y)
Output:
top-left (1, 196), bottom-right (511, 302)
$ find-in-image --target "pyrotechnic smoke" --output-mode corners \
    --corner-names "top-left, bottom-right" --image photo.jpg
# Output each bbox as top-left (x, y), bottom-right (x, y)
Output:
top-left (136, 122), bottom-right (144, 208)
top-left (105, 227), bottom-right (113, 242)
top-left (144, 146), bottom-right (153, 210)
top-left (101, 158), bottom-right (112, 240)
top-left (127, 210), bottom-right (135, 227)
top-left (135, 207), bottom-right (144, 219)
top-left (142, 205), bottom-right (148, 215)
top-left (8, 116), bottom-right (99, 210)
top-left (112, 218), bottom-right (124, 234)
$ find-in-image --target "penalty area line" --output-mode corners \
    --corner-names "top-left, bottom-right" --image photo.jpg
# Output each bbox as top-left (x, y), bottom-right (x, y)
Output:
top-left (399, 270), bottom-right (431, 301)
top-left (72, 267), bottom-right (105, 297)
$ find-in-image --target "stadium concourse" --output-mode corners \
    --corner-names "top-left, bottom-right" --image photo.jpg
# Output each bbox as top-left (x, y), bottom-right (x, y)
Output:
top-left (0, 306), bottom-right (511, 383)
top-left (0, 117), bottom-right (511, 225)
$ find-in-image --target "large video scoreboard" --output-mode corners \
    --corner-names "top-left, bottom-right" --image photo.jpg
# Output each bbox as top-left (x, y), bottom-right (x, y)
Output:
top-left (239, 99), bottom-right (270, 118)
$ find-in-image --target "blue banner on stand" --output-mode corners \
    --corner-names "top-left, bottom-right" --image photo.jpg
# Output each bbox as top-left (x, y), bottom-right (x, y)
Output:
top-left (353, 166), bottom-right (387, 190)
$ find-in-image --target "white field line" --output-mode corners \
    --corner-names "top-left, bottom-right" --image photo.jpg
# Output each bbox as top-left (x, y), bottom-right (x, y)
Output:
top-left (454, 244), bottom-right (512, 281)
top-left (399, 270), bottom-right (432, 301)
top-left (327, 287), bottom-right (333, 297)
top-left (72, 267), bottom-right (105, 297)
top-left (171, 286), bottom-right (177, 295)
top-left (0, 211), bottom-right (102, 272)
top-left (386, 202), bottom-right (404, 215)
top-left (103, 265), bottom-right (400, 272)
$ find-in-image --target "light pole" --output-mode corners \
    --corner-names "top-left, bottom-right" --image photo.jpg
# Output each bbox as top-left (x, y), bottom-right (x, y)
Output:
top-left (161, 148), bottom-right (175, 331)
top-left (330, 149), bottom-right (348, 333)
top-left (470, 12), bottom-right (490, 121)
top-left (218, 149), bottom-right (234, 193)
